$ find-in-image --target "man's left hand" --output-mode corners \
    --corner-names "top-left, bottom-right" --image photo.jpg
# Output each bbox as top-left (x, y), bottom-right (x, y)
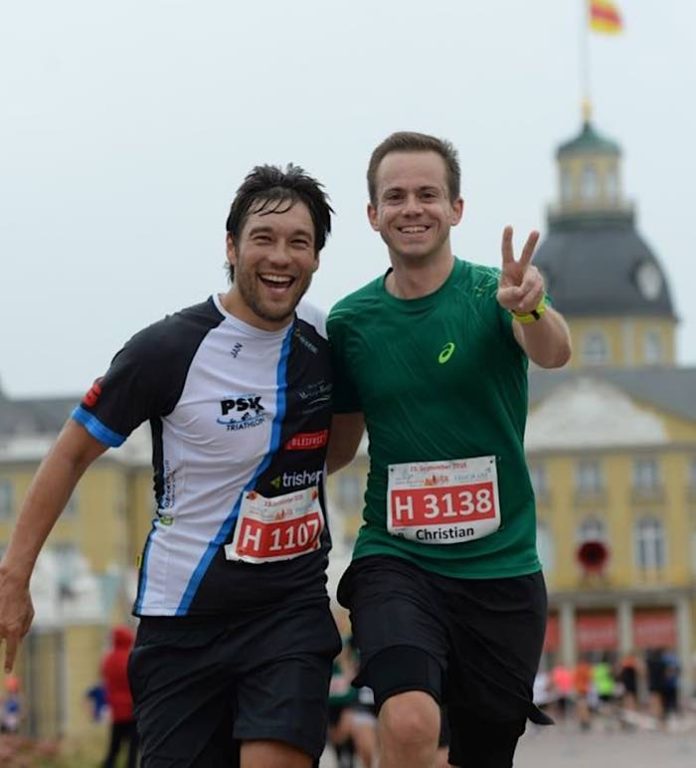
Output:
top-left (496, 226), bottom-right (545, 314)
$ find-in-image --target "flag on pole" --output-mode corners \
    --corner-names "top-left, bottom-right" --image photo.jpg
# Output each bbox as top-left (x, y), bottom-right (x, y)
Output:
top-left (589, 0), bottom-right (623, 34)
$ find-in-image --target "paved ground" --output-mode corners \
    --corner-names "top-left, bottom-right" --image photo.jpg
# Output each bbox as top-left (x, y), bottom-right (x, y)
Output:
top-left (320, 716), bottom-right (696, 767)
top-left (514, 722), bottom-right (696, 768)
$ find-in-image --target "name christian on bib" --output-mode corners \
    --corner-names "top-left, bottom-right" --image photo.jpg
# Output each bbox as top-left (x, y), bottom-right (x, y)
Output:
top-left (387, 456), bottom-right (500, 544)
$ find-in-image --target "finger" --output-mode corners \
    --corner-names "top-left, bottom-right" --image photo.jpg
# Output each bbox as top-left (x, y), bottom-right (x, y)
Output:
top-left (519, 265), bottom-right (544, 295)
top-left (501, 225), bottom-right (514, 266)
top-left (518, 230), bottom-right (540, 269)
top-left (516, 284), bottom-right (545, 313)
top-left (497, 285), bottom-right (524, 311)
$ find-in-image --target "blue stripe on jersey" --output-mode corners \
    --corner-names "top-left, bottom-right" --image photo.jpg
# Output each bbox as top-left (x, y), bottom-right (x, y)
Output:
top-left (174, 324), bottom-right (293, 615)
top-left (71, 406), bottom-right (126, 447)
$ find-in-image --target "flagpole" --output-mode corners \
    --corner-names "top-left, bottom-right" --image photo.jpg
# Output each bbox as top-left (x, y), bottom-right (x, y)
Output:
top-left (581, 0), bottom-right (592, 122)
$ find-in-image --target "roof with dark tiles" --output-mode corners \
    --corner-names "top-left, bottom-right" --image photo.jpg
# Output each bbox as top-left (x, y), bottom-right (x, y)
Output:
top-left (535, 223), bottom-right (675, 319)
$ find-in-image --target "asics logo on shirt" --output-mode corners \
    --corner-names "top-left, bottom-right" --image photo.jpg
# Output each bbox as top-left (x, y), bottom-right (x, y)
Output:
top-left (438, 342), bottom-right (456, 364)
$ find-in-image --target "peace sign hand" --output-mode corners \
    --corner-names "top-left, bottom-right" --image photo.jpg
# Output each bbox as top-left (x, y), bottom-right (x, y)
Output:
top-left (496, 225), bottom-right (545, 315)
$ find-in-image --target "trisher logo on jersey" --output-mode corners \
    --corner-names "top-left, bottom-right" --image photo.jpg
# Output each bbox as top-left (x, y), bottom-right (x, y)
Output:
top-left (270, 469), bottom-right (323, 491)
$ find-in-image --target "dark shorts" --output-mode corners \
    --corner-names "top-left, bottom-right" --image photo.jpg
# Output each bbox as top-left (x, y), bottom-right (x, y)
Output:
top-left (337, 556), bottom-right (552, 766)
top-left (128, 599), bottom-right (341, 768)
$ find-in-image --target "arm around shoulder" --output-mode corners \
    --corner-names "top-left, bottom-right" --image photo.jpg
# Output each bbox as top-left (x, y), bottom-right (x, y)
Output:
top-left (327, 413), bottom-right (365, 474)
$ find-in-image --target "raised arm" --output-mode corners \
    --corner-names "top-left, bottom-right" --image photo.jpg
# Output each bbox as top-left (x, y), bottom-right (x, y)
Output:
top-left (0, 420), bottom-right (107, 671)
top-left (327, 412), bottom-right (365, 474)
top-left (497, 226), bottom-right (572, 369)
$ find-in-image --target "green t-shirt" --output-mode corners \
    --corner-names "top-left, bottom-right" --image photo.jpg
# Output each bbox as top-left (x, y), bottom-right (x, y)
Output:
top-left (328, 258), bottom-right (541, 579)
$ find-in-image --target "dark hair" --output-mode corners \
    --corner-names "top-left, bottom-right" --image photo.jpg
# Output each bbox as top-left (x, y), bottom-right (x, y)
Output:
top-left (225, 164), bottom-right (333, 281)
top-left (367, 131), bottom-right (461, 206)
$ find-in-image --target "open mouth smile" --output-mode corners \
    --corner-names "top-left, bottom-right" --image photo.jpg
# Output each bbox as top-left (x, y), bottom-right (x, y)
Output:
top-left (258, 273), bottom-right (295, 290)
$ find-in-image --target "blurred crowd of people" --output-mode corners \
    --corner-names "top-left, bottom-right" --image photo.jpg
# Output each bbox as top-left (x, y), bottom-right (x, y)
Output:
top-left (533, 648), bottom-right (684, 731)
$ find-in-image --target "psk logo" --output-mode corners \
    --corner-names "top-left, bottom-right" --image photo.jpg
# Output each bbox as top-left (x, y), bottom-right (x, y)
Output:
top-left (217, 394), bottom-right (266, 431)
top-left (438, 342), bottom-right (455, 364)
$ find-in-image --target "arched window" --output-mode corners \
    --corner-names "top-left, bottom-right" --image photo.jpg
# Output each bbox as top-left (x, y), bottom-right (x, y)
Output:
top-left (605, 169), bottom-right (618, 202)
top-left (634, 517), bottom-right (666, 570)
top-left (561, 168), bottom-right (573, 204)
top-left (581, 165), bottom-right (598, 201)
top-left (582, 331), bottom-right (609, 366)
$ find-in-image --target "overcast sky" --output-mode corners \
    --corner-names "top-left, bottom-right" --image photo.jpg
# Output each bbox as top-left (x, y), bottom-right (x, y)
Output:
top-left (2, 1), bottom-right (694, 398)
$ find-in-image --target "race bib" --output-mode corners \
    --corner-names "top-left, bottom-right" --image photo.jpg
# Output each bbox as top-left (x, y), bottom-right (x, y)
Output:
top-left (387, 456), bottom-right (500, 544)
top-left (225, 486), bottom-right (324, 564)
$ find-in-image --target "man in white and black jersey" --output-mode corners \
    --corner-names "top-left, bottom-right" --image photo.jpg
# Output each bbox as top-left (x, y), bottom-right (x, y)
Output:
top-left (0, 165), bottom-right (341, 767)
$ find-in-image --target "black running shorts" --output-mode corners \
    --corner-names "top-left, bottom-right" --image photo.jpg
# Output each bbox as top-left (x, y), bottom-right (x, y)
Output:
top-left (128, 599), bottom-right (341, 768)
top-left (337, 555), bottom-right (552, 765)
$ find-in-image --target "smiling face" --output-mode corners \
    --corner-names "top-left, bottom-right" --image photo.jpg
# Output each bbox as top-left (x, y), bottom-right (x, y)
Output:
top-left (368, 150), bottom-right (463, 265)
top-left (224, 200), bottom-right (319, 330)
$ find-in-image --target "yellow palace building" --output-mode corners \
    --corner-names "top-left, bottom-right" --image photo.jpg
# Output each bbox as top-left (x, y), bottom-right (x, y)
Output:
top-left (530, 118), bottom-right (696, 691)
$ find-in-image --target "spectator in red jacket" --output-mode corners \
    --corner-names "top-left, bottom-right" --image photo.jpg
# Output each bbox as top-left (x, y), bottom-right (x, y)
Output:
top-left (101, 625), bottom-right (138, 768)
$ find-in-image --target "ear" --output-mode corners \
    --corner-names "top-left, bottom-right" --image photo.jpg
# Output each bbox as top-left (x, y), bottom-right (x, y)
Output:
top-left (451, 197), bottom-right (464, 226)
top-left (367, 202), bottom-right (380, 232)
top-left (226, 233), bottom-right (237, 267)
top-left (312, 253), bottom-right (321, 273)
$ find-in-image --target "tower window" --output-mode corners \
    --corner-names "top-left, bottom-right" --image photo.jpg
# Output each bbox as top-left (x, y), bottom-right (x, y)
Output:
top-left (605, 169), bottom-right (618, 202)
top-left (561, 168), bottom-right (573, 204)
top-left (581, 165), bottom-right (598, 201)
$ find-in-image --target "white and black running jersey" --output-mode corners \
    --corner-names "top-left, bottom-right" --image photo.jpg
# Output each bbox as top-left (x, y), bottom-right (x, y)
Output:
top-left (72, 294), bottom-right (334, 617)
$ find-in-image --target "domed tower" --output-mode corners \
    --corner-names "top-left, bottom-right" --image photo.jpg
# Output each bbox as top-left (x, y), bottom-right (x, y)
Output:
top-left (534, 118), bottom-right (677, 368)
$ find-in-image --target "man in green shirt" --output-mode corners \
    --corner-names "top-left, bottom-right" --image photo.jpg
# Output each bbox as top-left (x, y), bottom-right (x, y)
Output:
top-left (327, 132), bottom-right (571, 768)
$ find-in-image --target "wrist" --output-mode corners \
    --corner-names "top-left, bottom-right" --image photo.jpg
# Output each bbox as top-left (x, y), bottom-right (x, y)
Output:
top-left (0, 559), bottom-right (34, 588)
top-left (511, 296), bottom-right (547, 325)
